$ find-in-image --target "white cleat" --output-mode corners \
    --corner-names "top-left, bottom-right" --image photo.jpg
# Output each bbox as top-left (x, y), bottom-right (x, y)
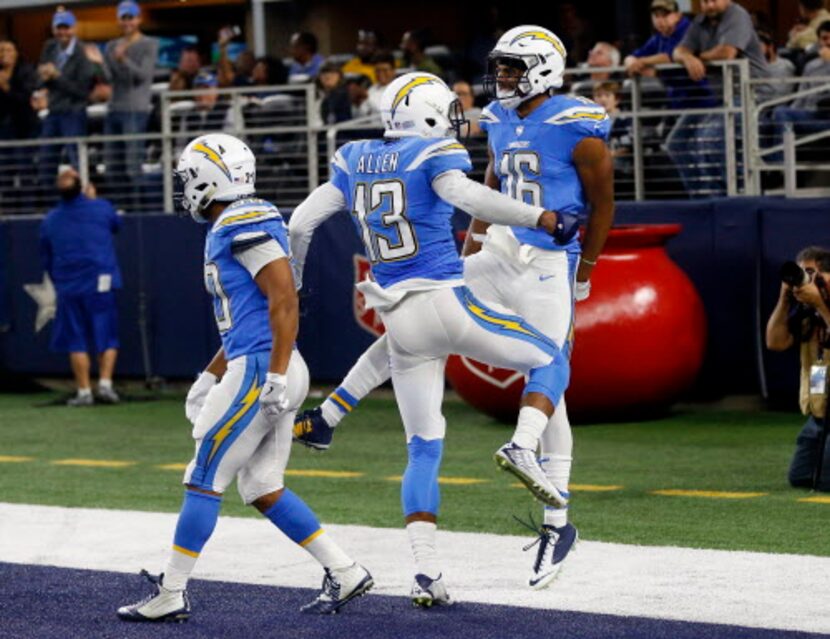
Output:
top-left (117, 571), bottom-right (190, 623)
top-left (527, 523), bottom-right (579, 590)
top-left (301, 563), bottom-right (374, 614)
top-left (494, 442), bottom-right (568, 508)
top-left (411, 573), bottom-right (452, 608)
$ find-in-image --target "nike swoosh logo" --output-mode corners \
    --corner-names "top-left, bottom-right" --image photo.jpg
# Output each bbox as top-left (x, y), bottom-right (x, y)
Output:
top-left (538, 275), bottom-right (555, 282)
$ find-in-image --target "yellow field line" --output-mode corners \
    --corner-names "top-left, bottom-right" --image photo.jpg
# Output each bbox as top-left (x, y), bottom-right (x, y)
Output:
top-left (385, 475), bottom-right (489, 485)
top-left (651, 489), bottom-right (767, 499)
top-left (0, 455), bottom-right (35, 463)
top-left (157, 463), bottom-right (188, 471)
top-left (285, 470), bottom-right (364, 478)
top-left (51, 459), bottom-right (137, 469)
top-left (510, 482), bottom-right (623, 492)
top-left (798, 495), bottom-right (830, 504)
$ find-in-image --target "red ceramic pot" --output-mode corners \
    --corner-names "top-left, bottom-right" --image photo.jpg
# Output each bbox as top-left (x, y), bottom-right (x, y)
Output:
top-left (445, 224), bottom-right (707, 423)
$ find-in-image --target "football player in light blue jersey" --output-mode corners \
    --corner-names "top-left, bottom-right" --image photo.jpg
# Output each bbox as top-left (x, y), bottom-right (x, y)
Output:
top-left (117, 134), bottom-right (372, 623)
top-left (289, 72), bottom-right (578, 606)
top-left (294, 27), bottom-right (615, 591)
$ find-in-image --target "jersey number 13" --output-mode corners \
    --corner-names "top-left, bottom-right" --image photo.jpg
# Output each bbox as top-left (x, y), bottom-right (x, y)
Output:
top-left (352, 179), bottom-right (418, 263)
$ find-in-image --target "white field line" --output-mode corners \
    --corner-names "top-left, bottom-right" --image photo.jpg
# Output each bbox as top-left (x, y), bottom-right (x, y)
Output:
top-left (0, 502), bottom-right (828, 634)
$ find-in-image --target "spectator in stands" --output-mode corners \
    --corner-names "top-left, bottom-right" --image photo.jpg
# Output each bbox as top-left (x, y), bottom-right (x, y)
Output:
top-left (672, 0), bottom-right (772, 195)
top-left (288, 32), bottom-right (325, 82)
top-left (586, 42), bottom-right (621, 81)
top-left (771, 21), bottom-right (830, 156)
top-left (759, 30), bottom-right (796, 101)
top-left (342, 30), bottom-right (379, 82)
top-left (400, 29), bottom-right (443, 77)
top-left (102, 1), bottom-right (159, 210)
top-left (0, 40), bottom-right (39, 192)
top-left (788, 0), bottom-right (830, 51)
top-left (316, 62), bottom-right (351, 124)
top-left (593, 81), bottom-right (633, 175)
top-left (452, 80), bottom-right (482, 136)
top-left (570, 41), bottom-right (622, 97)
top-left (217, 26), bottom-right (256, 88)
top-left (624, 0), bottom-right (715, 109)
top-left (367, 52), bottom-right (396, 111)
top-left (168, 46), bottom-right (201, 92)
top-left (249, 56), bottom-right (288, 97)
top-left (673, 0), bottom-right (772, 98)
top-left (346, 74), bottom-right (377, 120)
top-left (36, 8), bottom-right (95, 187)
top-left (174, 72), bottom-right (229, 155)
top-left (39, 168), bottom-right (122, 406)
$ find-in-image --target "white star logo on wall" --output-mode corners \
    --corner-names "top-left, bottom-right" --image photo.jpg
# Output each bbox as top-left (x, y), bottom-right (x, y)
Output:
top-left (23, 274), bottom-right (56, 333)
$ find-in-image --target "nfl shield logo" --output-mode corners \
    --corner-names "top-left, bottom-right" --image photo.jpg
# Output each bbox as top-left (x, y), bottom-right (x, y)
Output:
top-left (516, 125), bottom-right (524, 136)
top-left (353, 254), bottom-right (385, 337)
top-left (457, 357), bottom-right (524, 389)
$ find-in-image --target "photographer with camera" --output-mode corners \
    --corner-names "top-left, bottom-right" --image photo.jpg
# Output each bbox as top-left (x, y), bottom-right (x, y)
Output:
top-left (767, 246), bottom-right (830, 491)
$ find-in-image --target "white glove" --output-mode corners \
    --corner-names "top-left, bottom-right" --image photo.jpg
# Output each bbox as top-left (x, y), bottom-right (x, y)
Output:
top-left (260, 372), bottom-right (289, 419)
top-left (574, 280), bottom-right (591, 302)
top-left (185, 371), bottom-right (217, 425)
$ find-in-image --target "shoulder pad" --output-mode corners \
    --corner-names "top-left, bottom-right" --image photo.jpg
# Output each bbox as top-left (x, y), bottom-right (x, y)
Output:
top-left (405, 138), bottom-right (469, 171)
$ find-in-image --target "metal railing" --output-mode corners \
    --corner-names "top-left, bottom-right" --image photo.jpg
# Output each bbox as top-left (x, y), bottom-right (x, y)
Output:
top-left (5, 59), bottom-right (823, 217)
top-left (749, 74), bottom-right (830, 197)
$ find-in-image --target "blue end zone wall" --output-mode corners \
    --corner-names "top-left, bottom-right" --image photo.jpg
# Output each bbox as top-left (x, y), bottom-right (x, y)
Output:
top-left (1, 197), bottom-right (827, 403)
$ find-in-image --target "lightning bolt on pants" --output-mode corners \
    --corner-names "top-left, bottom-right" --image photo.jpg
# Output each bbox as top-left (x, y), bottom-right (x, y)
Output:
top-left (183, 349), bottom-right (310, 503)
top-left (381, 285), bottom-right (567, 444)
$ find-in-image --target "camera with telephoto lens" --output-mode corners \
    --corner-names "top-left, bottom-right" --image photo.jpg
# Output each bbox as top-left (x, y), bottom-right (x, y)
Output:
top-left (781, 261), bottom-right (811, 287)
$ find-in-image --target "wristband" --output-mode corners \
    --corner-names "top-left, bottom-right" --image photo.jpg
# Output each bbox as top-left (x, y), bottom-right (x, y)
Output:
top-left (580, 256), bottom-right (597, 266)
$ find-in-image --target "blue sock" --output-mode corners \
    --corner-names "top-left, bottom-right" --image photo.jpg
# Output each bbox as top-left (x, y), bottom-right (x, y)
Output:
top-left (263, 488), bottom-right (323, 547)
top-left (402, 436), bottom-right (443, 517)
top-left (172, 489), bottom-right (222, 558)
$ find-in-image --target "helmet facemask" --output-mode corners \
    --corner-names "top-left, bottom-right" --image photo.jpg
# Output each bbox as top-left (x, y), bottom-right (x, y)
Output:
top-left (174, 165), bottom-right (216, 223)
top-left (484, 52), bottom-right (556, 110)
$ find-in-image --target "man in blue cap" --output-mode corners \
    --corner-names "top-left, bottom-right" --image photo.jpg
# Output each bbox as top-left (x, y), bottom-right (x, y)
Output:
top-left (37, 6), bottom-right (95, 188)
top-left (39, 168), bottom-right (123, 405)
top-left (102, 1), bottom-right (158, 211)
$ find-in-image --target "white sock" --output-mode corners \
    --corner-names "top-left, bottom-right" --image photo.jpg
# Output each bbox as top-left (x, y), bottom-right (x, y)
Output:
top-left (164, 547), bottom-right (198, 591)
top-left (407, 521), bottom-right (440, 579)
top-left (512, 406), bottom-right (549, 450)
top-left (543, 505), bottom-right (569, 528)
top-left (303, 530), bottom-right (353, 570)
top-left (321, 398), bottom-right (346, 427)
top-left (77, 387), bottom-right (92, 397)
top-left (99, 378), bottom-right (113, 390)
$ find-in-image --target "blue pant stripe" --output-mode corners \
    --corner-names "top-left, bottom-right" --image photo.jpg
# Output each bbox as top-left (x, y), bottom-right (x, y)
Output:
top-left (454, 286), bottom-right (558, 357)
top-left (563, 252), bottom-right (579, 361)
top-left (190, 353), bottom-right (265, 489)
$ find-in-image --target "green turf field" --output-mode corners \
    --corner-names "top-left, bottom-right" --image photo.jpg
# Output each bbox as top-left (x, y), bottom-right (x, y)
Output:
top-left (0, 392), bottom-right (825, 556)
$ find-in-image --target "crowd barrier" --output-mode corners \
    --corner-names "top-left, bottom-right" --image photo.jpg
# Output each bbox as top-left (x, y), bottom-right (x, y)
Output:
top-left (1, 197), bottom-right (828, 405)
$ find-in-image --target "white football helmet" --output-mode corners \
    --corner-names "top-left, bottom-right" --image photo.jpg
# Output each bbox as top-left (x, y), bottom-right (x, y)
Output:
top-left (380, 72), bottom-right (467, 139)
top-left (484, 26), bottom-right (567, 109)
top-left (175, 133), bottom-right (256, 222)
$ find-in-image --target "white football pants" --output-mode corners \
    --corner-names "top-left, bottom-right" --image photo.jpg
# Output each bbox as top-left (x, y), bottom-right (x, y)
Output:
top-left (184, 349), bottom-right (309, 503)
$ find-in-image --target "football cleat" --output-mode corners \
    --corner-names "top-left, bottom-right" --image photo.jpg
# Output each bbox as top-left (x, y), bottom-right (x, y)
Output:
top-left (300, 563), bottom-right (373, 614)
top-left (494, 442), bottom-right (568, 508)
top-left (526, 523), bottom-right (578, 590)
top-left (410, 573), bottom-right (452, 608)
top-left (117, 570), bottom-right (190, 623)
top-left (293, 407), bottom-right (335, 451)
